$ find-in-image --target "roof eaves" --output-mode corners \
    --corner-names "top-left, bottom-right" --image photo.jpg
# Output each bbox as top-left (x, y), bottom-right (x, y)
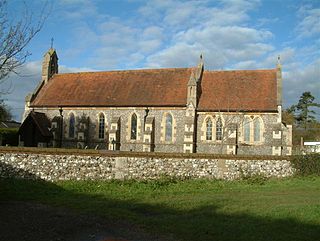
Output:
top-left (30, 104), bottom-right (187, 108)
top-left (196, 108), bottom-right (278, 113)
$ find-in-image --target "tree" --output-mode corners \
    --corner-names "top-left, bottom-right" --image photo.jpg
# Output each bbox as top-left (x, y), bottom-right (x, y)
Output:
top-left (0, 0), bottom-right (49, 84)
top-left (0, 99), bottom-right (11, 121)
top-left (290, 91), bottom-right (320, 129)
top-left (286, 91), bottom-right (320, 145)
top-left (0, 0), bottom-right (49, 121)
top-left (282, 109), bottom-right (295, 125)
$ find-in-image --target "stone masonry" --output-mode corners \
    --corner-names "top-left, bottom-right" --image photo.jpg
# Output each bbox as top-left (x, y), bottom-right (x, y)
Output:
top-left (0, 151), bottom-right (295, 181)
top-left (19, 48), bottom-right (292, 156)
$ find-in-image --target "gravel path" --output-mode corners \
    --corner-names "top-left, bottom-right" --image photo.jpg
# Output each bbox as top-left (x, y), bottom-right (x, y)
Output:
top-left (0, 201), bottom-right (175, 241)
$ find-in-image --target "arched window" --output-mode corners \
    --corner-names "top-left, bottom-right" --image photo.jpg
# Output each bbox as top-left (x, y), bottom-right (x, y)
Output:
top-left (131, 113), bottom-right (137, 140)
top-left (244, 117), bottom-right (251, 142)
top-left (206, 118), bottom-right (212, 140)
top-left (165, 114), bottom-right (173, 141)
top-left (69, 113), bottom-right (75, 138)
top-left (216, 117), bottom-right (223, 141)
top-left (254, 118), bottom-right (261, 142)
top-left (98, 114), bottom-right (105, 139)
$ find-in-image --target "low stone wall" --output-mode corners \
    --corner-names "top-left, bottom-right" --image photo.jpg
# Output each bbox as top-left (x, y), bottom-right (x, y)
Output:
top-left (0, 151), bottom-right (295, 181)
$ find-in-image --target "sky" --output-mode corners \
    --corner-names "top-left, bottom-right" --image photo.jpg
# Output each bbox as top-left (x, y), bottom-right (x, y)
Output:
top-left (2, 0), bottom-right (320, 121)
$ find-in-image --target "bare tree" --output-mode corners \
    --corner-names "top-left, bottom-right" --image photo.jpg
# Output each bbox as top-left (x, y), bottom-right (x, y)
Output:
top-left (205, 76), bottom-right (246, 154)
top-left (0, 0), bottom-right (50, 84)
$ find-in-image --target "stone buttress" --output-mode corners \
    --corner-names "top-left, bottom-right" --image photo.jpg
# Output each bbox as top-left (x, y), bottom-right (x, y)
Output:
top-left (143, 116), bottom-right (155, 152)
top-left (183, 55), bottom-right (204, 153)
top-left (108, 117), bottom-right (120, 150)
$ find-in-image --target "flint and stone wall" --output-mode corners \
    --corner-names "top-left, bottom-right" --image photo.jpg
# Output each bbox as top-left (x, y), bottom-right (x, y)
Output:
top-left (23, 107), bottom-right (292, 156)
top-left (24, 107), bottom-right (186, 153)
top-left (0, 152), bottom-right (295, 181)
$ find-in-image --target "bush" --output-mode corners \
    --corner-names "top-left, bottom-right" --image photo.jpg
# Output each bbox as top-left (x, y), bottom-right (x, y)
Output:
top-left (0, 128), bottom-right (19, 146)
top-left (291, 154), bottom-right (320, 176)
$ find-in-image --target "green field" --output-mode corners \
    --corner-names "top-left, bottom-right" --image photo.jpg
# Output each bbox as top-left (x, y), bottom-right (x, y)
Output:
top-left (1, 176), bottom-right (319, 241)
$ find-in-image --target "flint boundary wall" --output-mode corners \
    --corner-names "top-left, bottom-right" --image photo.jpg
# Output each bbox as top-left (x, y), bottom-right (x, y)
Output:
top-left (0, 147), bottom-right (295, 181)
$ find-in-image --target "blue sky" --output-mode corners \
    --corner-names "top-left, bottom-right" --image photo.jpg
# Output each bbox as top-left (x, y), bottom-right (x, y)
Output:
top-left (3, 0), bottom-right (320, 121)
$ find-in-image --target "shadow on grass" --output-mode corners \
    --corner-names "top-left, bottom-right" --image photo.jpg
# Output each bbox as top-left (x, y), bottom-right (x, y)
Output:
top-left (0, 162), bottom-right (319, 241)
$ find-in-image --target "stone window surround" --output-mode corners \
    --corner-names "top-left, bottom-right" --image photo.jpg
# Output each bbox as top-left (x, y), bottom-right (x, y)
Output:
top-left (130, 113), bottom-right (138, 140)
top-left (206, 118), bottom-right (213, 140)
top-left (97, 112), bottom-right (107, 140)
top-left (160, 112), bottom-right (177, 144)
top-left (66, 111), bottom-right (76, 139)
top-left (241, 115), bottom-right (265, 145)
top-left (216, 117), bottom-right (223, 141)
top-left (165, 113), bottom-right (173, 142)
top-left (126, 111), bottom-right (142, 142)
top-left (201, 115), bottom-right (225, 143)
top-left (253, 118), bottom-right (261, 142)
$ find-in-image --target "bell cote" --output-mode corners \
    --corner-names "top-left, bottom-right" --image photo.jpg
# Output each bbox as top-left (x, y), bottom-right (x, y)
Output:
top-left (42, 48), bottom-right (58, 84)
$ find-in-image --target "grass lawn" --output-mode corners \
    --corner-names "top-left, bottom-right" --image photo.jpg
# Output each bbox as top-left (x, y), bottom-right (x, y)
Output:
top-left (1, 176), bottom-right (320, 241)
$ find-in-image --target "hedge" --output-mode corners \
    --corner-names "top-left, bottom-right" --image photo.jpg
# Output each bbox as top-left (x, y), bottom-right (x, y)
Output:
top-left (291, 154), bottom-right (320, 176)
top-left (0, 128), bottom-right (19, 146)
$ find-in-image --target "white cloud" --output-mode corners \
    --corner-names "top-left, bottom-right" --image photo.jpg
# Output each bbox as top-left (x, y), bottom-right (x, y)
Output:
top-left (142, 26), bottom-right (164, 40)
top-left (5, 0), bottom-right (319, 120)
top-left (138, 0), bottom-right (259, 30)
top-left (1, 61), bottom-right (41, 121)
top-left (296, 6), bottom-right (320, 38)
top-left (56, 0), bottom-right (100, 19)
top-left (146, 43), bottom-right (202, 68)
top-left (51, 0), bottom-right (274, 70)
top-left (59, 65), bottom-right (96, 73)
top-left (146, 24), bottom-right (273, 69)
top-left (283, 58), bottom-right (320, 107)
top-left (264, 48), bottom-right (296, 69)
top-left (141, 1), bottom-right (273, 69)
top-left (2, 60), bottom-right (96, 121)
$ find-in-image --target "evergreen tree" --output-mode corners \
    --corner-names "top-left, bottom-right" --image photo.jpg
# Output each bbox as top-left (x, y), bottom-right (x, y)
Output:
top-left (290, 91), bottom-right (320, 129)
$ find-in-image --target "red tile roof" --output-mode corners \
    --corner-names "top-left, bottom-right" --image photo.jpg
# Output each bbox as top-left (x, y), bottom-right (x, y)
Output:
top-left (198, 69), bottom-right (277, 111)
top-left (30, 67), bottom-right (278, 112)
top-left (31, 68), bottom-right (193, 107)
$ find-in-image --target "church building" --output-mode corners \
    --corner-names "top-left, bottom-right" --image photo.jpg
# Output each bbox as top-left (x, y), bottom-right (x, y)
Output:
top-left (19, 48), bottom-right (292, 155)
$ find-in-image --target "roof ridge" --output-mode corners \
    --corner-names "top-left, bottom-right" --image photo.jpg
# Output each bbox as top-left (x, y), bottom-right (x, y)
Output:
top-left (204, 69), bottom-right (276, 73)
top-left (55, 67), bottom-right (193, 76)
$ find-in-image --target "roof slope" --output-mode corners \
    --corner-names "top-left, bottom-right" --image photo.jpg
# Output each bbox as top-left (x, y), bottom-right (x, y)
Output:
top-left (18, 112), bottom-right (52, 137)
top-left (198, 69), bottom-right (277, 111)
top-left (30, 67), bottom-right (278, 112)
top-left (31, 68), bottom-right (192, 107)
top-left (0, 120), bottom-right (21, 128)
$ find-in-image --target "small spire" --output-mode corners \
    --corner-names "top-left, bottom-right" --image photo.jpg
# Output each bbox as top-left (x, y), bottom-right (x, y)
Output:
top-left (277, 55), bottom-right (281, 65)
top-left (200, 53), bottom-right (204, 64)
top-left (198, 53), bottom-right (204, 67)
top-left (50, 37), bottom-right (54, 49)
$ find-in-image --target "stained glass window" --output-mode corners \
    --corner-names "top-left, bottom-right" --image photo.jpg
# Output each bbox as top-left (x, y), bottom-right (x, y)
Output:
top-left (98, 114), bottom-right (105, 139)
top-left (206, 118), bottom-right (212, 140)
top-left (131, 113), bottom-right (137, 140)
top-left (216, 118), bottom-right (223, 141)
top-left (69, 113), bottom-right (75, 138)
top-left (165, 114), bottom-right (173, 141)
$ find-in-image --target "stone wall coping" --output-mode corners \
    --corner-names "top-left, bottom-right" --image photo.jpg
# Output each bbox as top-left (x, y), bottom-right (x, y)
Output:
top-left (0, 146), bottom-right (292, 161)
